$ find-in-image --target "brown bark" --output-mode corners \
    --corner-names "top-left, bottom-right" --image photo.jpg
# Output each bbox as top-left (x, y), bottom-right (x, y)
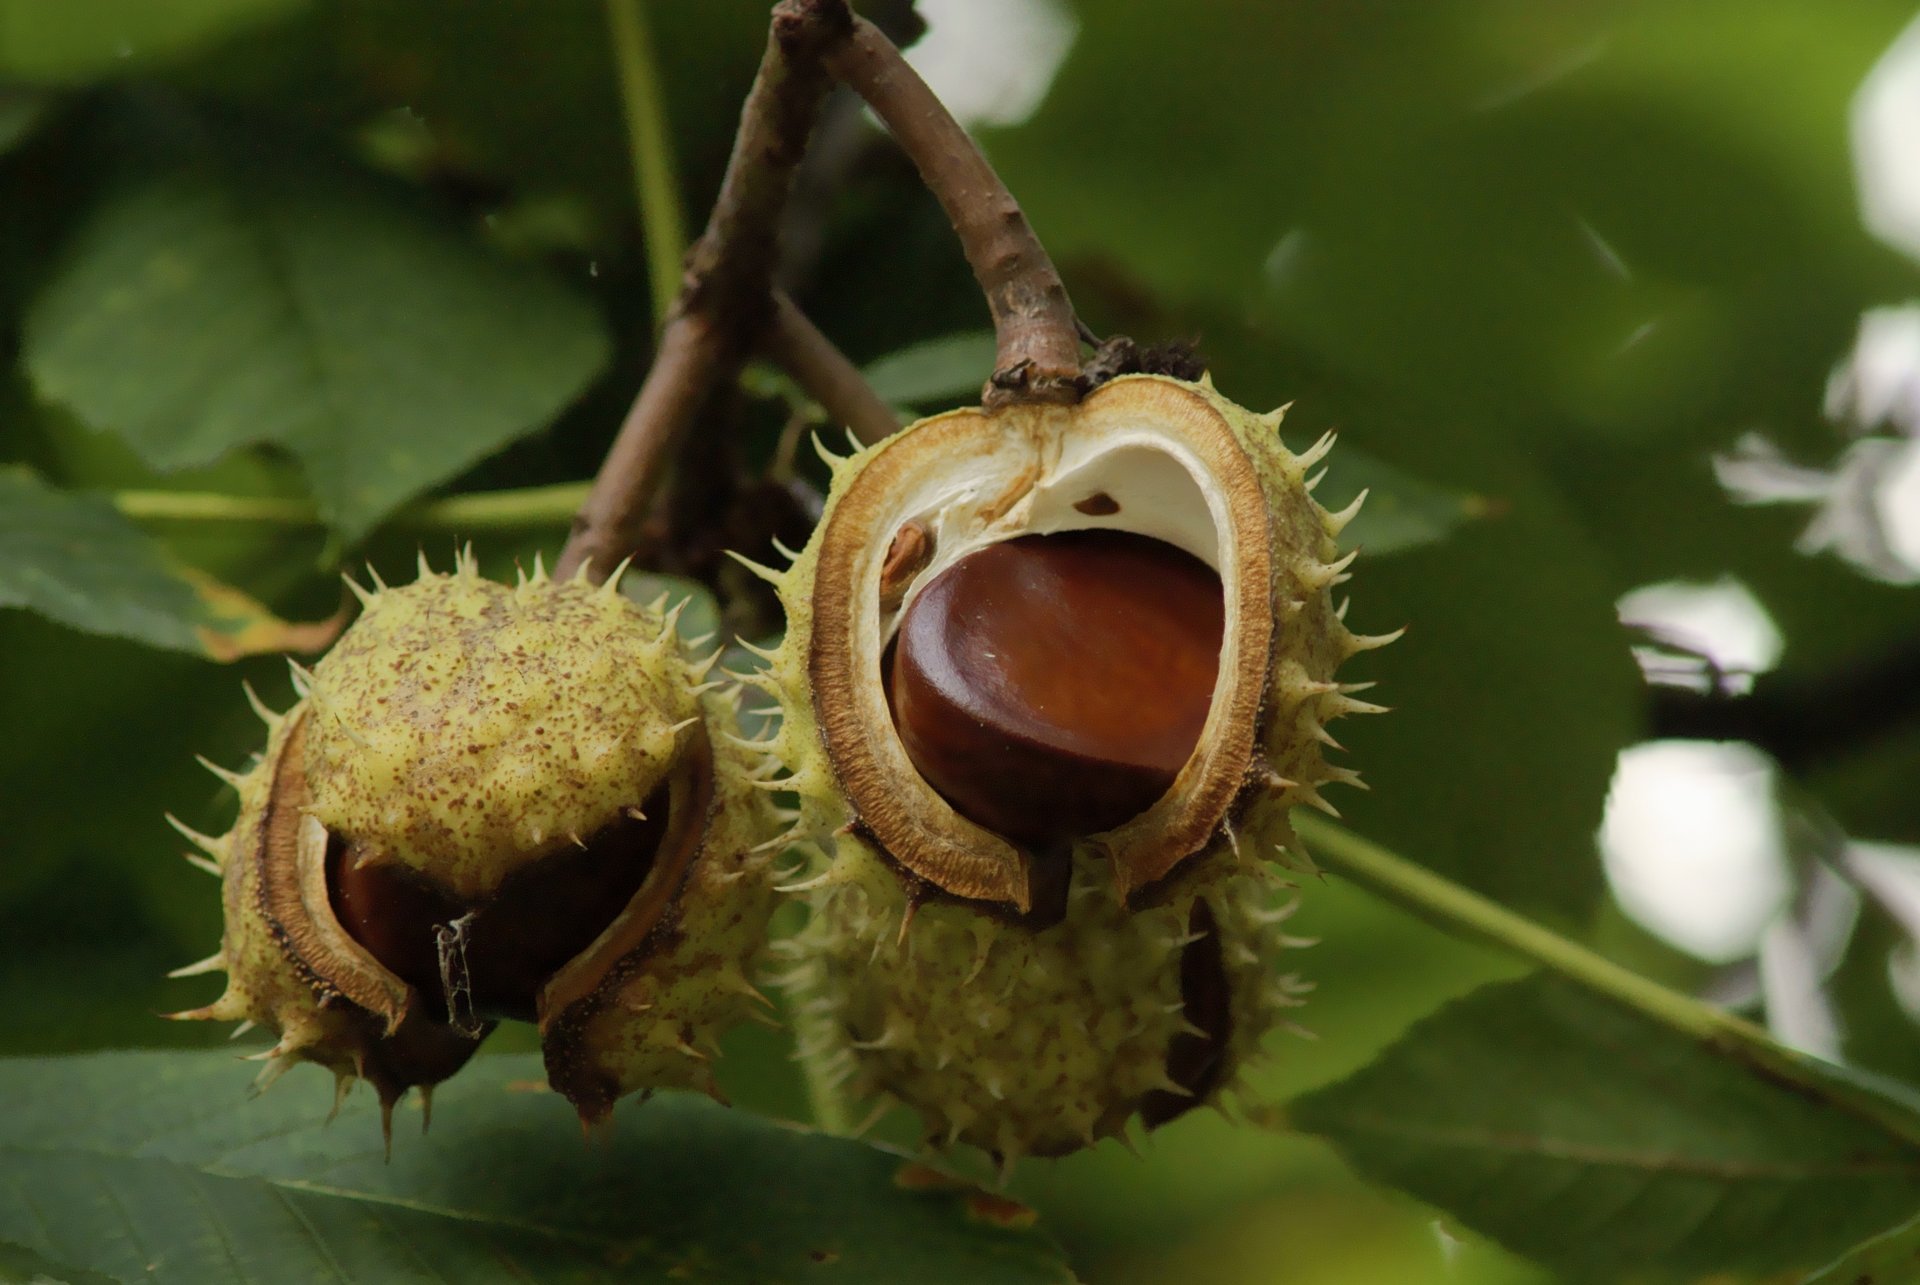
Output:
top-left (810, 7), bottom-right (1083, 404)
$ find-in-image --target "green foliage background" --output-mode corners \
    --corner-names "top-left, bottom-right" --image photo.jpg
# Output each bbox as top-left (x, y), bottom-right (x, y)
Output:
top-left (4, 1), bottom-right (1920, 1282)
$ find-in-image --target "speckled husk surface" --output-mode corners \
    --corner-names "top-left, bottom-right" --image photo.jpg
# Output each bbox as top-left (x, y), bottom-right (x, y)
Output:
top-left (168, 559), bottom-right (780, 1133)
top-left (755, 374), bottom-right (1393, 1161)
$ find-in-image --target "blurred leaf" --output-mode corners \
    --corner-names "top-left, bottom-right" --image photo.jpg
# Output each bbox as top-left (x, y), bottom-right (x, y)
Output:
top-left (1804, 1208), bottom-right (1920, 1284)
top-left (0, 468), bottom-right (198, 652)
top-left (997, 0), bottom-right (1908, 446)
top-left (1316, 447), bottom-right (1489, 558)
top-left (329, 0), bottom-right (767, 234)
top-left (179, 566), bottom-right (343, 661)
top-left (1093, 1187), bottom-right (1543, 1285)
top-left (1292, 973), bottom-right (1920, 1280)
top-left (0, 467), bottom-right (337, 659)
top-left (1298, 403), bottom-right (1638, 919)
top-left (24, 104), bottom-right (612, 542)
top-left (0, 1240), bottom-right (116, 1285)
top-left (862, 330), bottom-right (995, 409)
top-left (0, 0), bottom-right (303, 83)
top-left (799, 167), bottom-right (985, 372)
top-left (0, 1051), bottom-right (1075, 1285)
top-left (0, 86), bottom-right (51, 154)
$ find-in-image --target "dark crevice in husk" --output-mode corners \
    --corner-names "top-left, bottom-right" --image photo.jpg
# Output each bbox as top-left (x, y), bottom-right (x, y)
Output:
top-left (348, 1005), bottom-right (492, 1114)
top-left (539, 724), bottom-right (719, 1122)
top-left (1141, 898), bottom-right (1232, 1128)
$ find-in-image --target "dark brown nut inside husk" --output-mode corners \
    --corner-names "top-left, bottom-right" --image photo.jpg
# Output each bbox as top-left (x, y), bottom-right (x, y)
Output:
top-left (167, 559), bottom-right (780, 1139)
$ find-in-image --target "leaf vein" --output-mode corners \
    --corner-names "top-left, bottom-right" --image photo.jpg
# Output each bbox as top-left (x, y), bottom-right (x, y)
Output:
top-left (183, 1169), bottom-right (248, 1281)
top-left (260, 1176), bottom-right (613, 1249)
top-left (364, 1201), bottom-right (453, 1285)
top-left (98, 1167), bottom-right (158, 1280)
top-left (268, 1183), bottom-right (350, 1282)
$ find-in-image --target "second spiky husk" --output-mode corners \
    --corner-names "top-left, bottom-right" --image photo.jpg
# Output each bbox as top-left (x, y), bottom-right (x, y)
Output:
top-left (167, 553), bottom-right (783, 1135)
top-left (748, 372), bottom-right (1393, 1161)
top-left (781, 839), bottom-right (1309, 1163)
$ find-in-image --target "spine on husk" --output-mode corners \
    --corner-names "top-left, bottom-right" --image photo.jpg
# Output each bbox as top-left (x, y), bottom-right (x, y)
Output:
top-left (167, 555), bottom-right (783, 1139)
top-left (746, 373), bottom-right (1394, 1162)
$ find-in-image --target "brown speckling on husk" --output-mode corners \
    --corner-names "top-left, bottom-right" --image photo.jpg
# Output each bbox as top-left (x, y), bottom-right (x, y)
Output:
top-left (168, 553), bottom-right (783, 1140)
top-left (758, 374), bottom-right (1394, 1164)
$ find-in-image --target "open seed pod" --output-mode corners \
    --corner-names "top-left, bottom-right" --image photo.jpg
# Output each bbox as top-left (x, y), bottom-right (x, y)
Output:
top-left (168, 554), bottom-right (779, 1138)
top-left (751, 372), bottom-right (1395, 1162)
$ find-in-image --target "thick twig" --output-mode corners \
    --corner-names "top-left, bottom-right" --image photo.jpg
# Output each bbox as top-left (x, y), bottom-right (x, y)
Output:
top-left (558, 6), bottom-right (850, 582)
top-left (766, 292), bottom-right (901, 445)
top-left (558, 314), bottom-right (727, 582)
top-left (560, 0), bottom-right (1075, 580)
top-left (808, 6), bottom-right (1083, 405)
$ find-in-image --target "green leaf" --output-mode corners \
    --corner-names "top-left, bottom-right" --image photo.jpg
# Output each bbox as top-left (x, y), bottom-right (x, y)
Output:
top-left (1291, 974), bottom-right (1920, 1280)
top-left (861, 331), bottom-right (995, 410)
top-left (0, 467), bottom-right (337, 659)
top-left (0, 468), bottom-right (200, 653)
top-left (0, 1239), bottom-right (117, 1285)
top-left (0, 87), bottom-right (52, 156)
top-left (0, 1051), bottom-right (1076, 1285)
top-left (0, 0), bottom-right (303, 83)
top-left (24, 106), bottom-right (611, 543)
top-left (1804, 1209), bottom-right (1920, 1284)
top-left (991, 0), bottom-right (1903, 444)
top-left (1314, 410), bottom-right (1638, 918)
top-left (1315, 448), bottom-right (1488, 558)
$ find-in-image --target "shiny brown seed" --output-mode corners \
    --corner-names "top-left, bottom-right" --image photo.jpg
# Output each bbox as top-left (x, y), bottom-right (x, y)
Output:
top-left (886, 529), bottom-right (1223, 847)
top-left (327, 787), bottom-right (669, 1026)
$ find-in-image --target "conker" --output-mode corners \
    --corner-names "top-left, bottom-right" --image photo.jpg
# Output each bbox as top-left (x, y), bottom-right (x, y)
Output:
top-left (167, 563), bottom-right (783, 1134)
top-left (763, 374), bottom-right (1392, 1160)
top-left (327, 788), bottom-right (670, 1027)
top-left (886, 529), bottom-right (1223, 847)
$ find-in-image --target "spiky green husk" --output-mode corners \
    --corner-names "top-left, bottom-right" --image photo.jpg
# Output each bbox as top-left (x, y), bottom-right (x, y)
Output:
top-left (170, 695), bottom-right (482, 1128)
top-left (784, 843), bottom-right (1307, 1161)
top-left (544, 714), bottom-right (780, 1114)
top-left (169, 704), bottom-right (377, 1089)
top-left (305, 558), bottom-right (699, 901)
top-left (169, 556), bottom-right (781, 1127)
top-left (754, 373), bottom-right (1392, 1159)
